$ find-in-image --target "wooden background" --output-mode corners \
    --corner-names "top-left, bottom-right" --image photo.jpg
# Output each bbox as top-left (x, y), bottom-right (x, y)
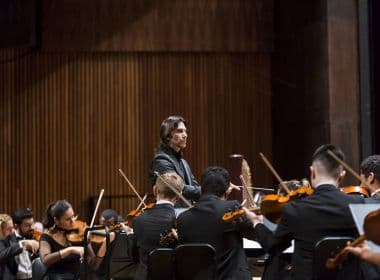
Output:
top-left (0, 0), bottom-right (362, 221)
top-left (0, 0), bottom-right (274, 221)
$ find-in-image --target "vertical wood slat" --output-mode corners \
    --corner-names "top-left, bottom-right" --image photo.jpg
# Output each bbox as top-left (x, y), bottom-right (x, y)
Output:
top-left (0, 50), bottom-right (272, 220)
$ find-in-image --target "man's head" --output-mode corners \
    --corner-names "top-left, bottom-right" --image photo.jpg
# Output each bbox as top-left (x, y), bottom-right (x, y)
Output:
top-left (12, 208), bottom-right (34, 239)
top-left (99, 209), bottom-right (120, 226)
top-left (310, 144), bottom-right (345, 187)
top-left (155, 172), bottom-right (184, 202)
top-left (160, 116), bottom-right (187, 152)
top-left (0, 214), bottom-right (14, 237)
top-left (201, 166), bottom-right (230, 197)
top-left (360, 155), bottom-right (380, 193)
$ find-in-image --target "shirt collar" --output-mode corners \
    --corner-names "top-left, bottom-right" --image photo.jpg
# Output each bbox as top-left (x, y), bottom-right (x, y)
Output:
top-left (156, 200), bottom-right (174, 206)
top-left (371, 188), bottom-right (380, 197)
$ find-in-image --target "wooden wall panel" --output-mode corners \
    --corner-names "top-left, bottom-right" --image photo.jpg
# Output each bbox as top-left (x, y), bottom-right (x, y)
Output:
top-left (41, 0), bottom-right (273, 52)
top-left (0, 50), bottom-right (272, 221)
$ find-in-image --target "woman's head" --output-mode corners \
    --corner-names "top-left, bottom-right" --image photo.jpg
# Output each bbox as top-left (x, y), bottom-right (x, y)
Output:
top-left (43, 200), bottom-right (75, 230)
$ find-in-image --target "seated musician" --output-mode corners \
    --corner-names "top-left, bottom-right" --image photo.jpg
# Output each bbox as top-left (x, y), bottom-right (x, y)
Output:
top-left (0, 214), bottom-right (14, 238)
top-left (92, 208), bottom-right (136, 280)
top-left (39, 200), bottom-right (109, 280)
top-left (177, 166), bottom-right (257, 280)
top-left (360, 155), bottom-right (380, 203)
top-left (131, 172), bottom-right (184, 280)
top-left (244, 144), bottom-right (365, 280)
top-left (0, 208), bottom-right (39, 280)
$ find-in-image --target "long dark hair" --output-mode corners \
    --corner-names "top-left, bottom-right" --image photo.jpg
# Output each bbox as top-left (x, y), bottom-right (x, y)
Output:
top-left (159, 116), bottom-right (186, 146)
top-left (43, 200), bottom-right (72, 229)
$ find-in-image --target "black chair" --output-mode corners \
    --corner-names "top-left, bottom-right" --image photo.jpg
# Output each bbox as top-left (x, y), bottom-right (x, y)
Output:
top-left (175, 243), bottom-right (217, 280)
top-left (147, 248), bottom-right (175, 280)
top-left (31, 257), bottom-right (47, 280)
top-left (313, 236), bottom-right (361, 280)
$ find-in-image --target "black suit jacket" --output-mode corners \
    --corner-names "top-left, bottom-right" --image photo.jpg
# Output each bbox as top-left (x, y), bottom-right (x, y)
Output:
top-left (132, 203), bottom-right (176, 280)
top-left (365, 192), bottom-right (380, 203)
top-left (177, 194), bottom-right (256, 280)
top-left (0, 232), bottom-right (24, 279)
top-left (150, 145), bottom-right (200, 206)
top-left (254, 184), bottom-right (364, 280)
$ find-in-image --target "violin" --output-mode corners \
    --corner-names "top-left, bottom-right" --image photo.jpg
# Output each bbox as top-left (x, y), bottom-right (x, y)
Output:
top-left (66, 220), bottom-right (88, 245)
top-left (222, 205), bottom-right (261, 223)
top-left (326, 208), bottom-right (380, 269)
top-left (260, 179), bottom-right (314, 222)
top-left (159, 229), bottom-right (178, 247)
top-left (340, 186), bottom-right (369, 198)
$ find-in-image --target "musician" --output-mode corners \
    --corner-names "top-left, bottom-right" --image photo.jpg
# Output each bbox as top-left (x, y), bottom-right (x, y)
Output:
top-left (39, 200), bottom-right (108, 280)
top-left (360, 155), bottom-right (380, 203)
top-left (149, 115), bottom-right (200, 207)
top-left (99, 209), bottom-right (121, 226)
top-left (0, 208), bottom-right (39, 280)
top-left (132, 172), bottom-right (184, 280)
top-left (245, 144), bottom-right (365, 280)
top-left (0, 214), bottom-right (14, 238)
top-left (358, 155), bottom-right (380, 279)
top-left (177, 166), bottom-right (257, 280)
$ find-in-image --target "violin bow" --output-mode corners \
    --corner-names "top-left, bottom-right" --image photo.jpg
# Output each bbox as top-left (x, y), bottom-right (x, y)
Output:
top-left (259, 152), bottom-right (291, 194)
top-left (327, 150), bottom-right (372, 190)
top-left (90, 189), bottom-right (105, 228)
top-left (136, 193), bottom-right (148, 211)
top-left (154, 171), bottom-right (193, 208)
top-left (118, 169), bottom-right (147, 208)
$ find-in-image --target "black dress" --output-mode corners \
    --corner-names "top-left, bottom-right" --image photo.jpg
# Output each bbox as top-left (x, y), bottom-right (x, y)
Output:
top-left (40, 233), bottom-right (81, 280)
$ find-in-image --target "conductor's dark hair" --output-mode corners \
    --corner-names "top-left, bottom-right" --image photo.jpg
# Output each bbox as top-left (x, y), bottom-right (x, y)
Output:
top-left (201, 166), bottom-right (230, 196)
top-left (160, 116), bottom-right (186, 146)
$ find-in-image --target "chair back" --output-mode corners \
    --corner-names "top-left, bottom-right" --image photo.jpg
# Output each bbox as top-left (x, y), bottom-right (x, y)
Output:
top-left (175, 243), bottom-right (217, 280)
top-left (148, 248), bottom-right (175, 280)
top-left (313, 236), bottom-right (360, 280)
top-left (31, 257), bottom-right (47, 280)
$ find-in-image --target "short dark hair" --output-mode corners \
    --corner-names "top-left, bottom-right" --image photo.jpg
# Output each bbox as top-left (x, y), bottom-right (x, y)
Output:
top-left (12, 208), bottom-right (33, 225)
top-left (311, 144), bottom-right (345, 178)
top-left (360, 155), bottom-right (380, 182)
top-left (160, 116), bottom-right (186, 146)
top-left (201, 166), bottom-right (230, 196)
top-left (43, 200), bottom-right (72, 228)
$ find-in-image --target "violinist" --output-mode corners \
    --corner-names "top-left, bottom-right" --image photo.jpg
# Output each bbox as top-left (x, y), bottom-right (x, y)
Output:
top-left (0, 208), bottom-right (39, 280)
top-left (177, 166), bottom-right (256, 280)
top-left (132, 172), bottom-right (184, 280)
top-left (244, 144), bottom-right (364, 280)
top-left (149, 116), bottom-right (201, 208)
top-left (0, 213), bottom-right (14, 238)
top-left (357, 155), bottom-right (380, 279)
top-left (360, 155), bottom-right (380, 203)
top-left (39, 200), bottom-right (108, 280)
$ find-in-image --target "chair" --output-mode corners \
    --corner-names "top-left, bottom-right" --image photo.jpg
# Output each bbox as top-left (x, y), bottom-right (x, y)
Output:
top-left (147, 248), bottom-right (175, 280)
top-left (313, 236), bottom-right (360, 280)
top-left (31, 257), bottom-right (47, 280)
top-left (175, 243), bottom-right (217, 280)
